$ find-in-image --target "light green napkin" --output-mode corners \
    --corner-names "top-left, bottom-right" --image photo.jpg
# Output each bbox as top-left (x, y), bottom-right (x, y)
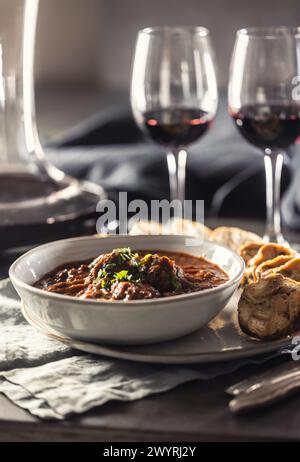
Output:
top-left (0, 279), bottom-right (282, 420)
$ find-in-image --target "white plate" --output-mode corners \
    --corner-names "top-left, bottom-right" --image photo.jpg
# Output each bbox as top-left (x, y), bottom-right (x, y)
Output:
top-left (22, 292), bottom-right (293, 364)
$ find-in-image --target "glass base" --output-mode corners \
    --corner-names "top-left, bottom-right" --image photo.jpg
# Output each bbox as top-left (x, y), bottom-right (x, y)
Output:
top-left (0, 172), bottom-right (105, 226)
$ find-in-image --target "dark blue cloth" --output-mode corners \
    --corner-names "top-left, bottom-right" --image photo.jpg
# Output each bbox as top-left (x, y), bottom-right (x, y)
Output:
top-left (47, 96), bottom-right (299, 227)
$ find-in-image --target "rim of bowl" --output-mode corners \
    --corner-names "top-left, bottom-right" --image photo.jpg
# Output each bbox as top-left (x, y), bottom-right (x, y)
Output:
top-left (237, 26), bottom-right (300, 38)
top-left (139, 26), bottom-right (210, 37)
top-left (9, 235), bottom-right (245, 309)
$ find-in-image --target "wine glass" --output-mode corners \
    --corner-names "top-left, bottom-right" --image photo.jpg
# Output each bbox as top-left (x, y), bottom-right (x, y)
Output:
top-left (228, 27), bottom-right (300, 245)
top-left (131, 26), bottom-right (218, 204)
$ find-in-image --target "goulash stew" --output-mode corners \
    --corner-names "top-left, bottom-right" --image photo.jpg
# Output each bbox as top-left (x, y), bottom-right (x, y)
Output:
top-left (35, 247), bottom-right (229, 301)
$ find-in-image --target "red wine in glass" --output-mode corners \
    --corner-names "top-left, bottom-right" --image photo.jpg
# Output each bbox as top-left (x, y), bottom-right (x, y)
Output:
top-left (231, 103), bottom-right (300, 150)
top-left (131, 27), bottom-right (218, 203)
top-left (142, 107), bottom-right (213, 147)
top-left (229, 27), bottom-right (300, 246)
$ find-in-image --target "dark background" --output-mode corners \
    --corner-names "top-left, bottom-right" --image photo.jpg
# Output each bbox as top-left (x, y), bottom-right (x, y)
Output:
top-left (5, 0), bottom-right (300, 226)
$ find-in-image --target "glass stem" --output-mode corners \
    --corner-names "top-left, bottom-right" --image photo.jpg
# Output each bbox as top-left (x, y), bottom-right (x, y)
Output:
top-left (263, 150), bottom-right (287, 245)
top-left (167, 148), bottom-right (187, 203)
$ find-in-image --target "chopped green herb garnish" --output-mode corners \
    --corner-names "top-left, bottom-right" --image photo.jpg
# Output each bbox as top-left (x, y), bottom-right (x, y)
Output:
top-left (171, 276), bottom-right (182, 291)
top-left (96, 263), bottom-right (116, 282)
top-left (113, 270), bottom-right (131, 281)
top-left (101, 279), bottom-right (110, 290)
top-left (96, 268), bottom-right (107, 281)
top-left (115, 247), bottom-right (136, 263)
top-left (105, 263), bottom-right (116, 271)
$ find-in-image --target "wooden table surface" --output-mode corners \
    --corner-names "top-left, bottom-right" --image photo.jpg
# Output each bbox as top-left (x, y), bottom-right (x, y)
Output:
top-left (1, 218), bottom-right (300, 442)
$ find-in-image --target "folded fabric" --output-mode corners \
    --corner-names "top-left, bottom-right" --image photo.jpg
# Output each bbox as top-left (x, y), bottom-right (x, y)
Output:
top-left (0, 278), bottom-right (288, 420)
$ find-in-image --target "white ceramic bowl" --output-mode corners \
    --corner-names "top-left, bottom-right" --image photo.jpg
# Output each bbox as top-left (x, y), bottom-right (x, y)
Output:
top-left (9, 235), bottom-right (244, 345)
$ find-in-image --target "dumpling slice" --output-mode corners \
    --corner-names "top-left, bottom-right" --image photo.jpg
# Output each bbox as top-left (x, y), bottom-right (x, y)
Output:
top-left (272, 257), bottom-right (300, 282)
top-left (254, 255), bottom-right (295, 281)
top-left (238, 274), bottom-right (300, 340)
top-left (239, 242), bottom-right (264, 265)
top-left (248, 243), bottom-right (295, 268)
top-left (248, 243), bottom-right (295, 282)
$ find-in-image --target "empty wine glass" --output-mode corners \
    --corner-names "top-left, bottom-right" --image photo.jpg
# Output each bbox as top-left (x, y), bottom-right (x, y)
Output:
top-left (229, 27), bottom-right (300, 245)
top-left (131, 26), bottom-right (218, 204)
